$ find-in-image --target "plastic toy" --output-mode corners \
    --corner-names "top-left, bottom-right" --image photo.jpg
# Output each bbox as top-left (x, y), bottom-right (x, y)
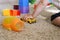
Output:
top-left (14, 5), bottom-right (19, 10)
top-left (29, 0), bottom-right (36, 4)
top-left (19, 0), bottom-right (29, 14)
top-left (12, 10), bottom-right (20, 16)
top-left (2, 17), bottom-right (24, 32)
top-left (20, 18), bottom-right (36, 24)
top-left (3, 9), bottom-right (12, 16)
top-left (47, 3), bottom-right (54, 7)
top-left (3, 9), bottom-right (20, 16)
top-left (47, 3), bottom-right (54, 6)
top-left (10, 10), bottom-right (13, 16)
top-left (47, 0), bottom-right (54, 7)
top-left (26, 18), bottom-right (36, 24)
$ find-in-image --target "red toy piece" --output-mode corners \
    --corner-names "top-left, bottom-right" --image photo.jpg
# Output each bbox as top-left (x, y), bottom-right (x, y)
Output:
top-left (10, 10), bottom-right (20, 16)
top-left (3, 9), bottom-right (20, 16)
top-left (10, 10), bottom-right (13, 16)
top-left (13, 10), bottom-right (20, 16)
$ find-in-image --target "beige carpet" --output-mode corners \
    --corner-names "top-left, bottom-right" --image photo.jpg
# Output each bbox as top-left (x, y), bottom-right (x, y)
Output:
top-left (0, 14), bottom-right (60, 40)
top-left (0, 16), bottom-right (60, 40)
top-left (0, 6), bottom-right (60, 40)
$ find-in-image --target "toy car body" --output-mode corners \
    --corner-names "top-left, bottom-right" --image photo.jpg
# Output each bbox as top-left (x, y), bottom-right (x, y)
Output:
top-left (20, 18), bottom-right (36, 24)
top-left (26, 18), bottom-right (36, 24)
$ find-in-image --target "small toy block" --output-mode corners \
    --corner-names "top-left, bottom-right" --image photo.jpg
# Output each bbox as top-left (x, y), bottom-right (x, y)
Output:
top-left (17, 10), bottom-right (20, 16)
top-left (13, 10), bottom-right (18, 16)
top-left (10, 10), bottom-right (13, 16)
top-left (13, 5), bottom-right (19, 10)
top-left (13, 10), bottom-right (20, 16)
top-left (3, 9), bottom-right (11, 16)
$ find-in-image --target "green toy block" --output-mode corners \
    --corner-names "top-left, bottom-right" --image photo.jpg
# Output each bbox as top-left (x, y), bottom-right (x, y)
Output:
top-left (29, 0), bottom-right (36, 4)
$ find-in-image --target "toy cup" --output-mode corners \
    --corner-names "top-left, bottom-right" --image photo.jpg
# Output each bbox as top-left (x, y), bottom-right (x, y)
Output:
top-left (19, 0), bottom-right (29, 14)
top-left (2, 17), bottom-right (24, 32)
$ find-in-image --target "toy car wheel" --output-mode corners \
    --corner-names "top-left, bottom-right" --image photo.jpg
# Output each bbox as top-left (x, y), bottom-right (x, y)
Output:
top-left (27, 21), bottom-right (32, 24)
top-left (20, 18), bottom-right (24, 21)
top-left (20, 18), bottom-right (23, 20)
top-left (20, 18), bottom-right (26, 22)
top-left (34, 20), bottom-right (36, 23)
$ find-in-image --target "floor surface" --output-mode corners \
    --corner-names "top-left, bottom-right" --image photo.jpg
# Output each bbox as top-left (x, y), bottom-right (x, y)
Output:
top-left (0, 4), bottom-right (60, 40)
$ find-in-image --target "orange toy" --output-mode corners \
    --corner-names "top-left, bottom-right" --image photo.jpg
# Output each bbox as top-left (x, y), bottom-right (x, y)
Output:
top-left (12, 10), bottom-right (20, 16)
top-left (2, 17), bottom-right (24, 32)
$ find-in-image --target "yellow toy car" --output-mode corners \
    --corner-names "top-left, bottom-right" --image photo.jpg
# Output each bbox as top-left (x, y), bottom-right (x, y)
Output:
top-left (20, 18), bottom-right (36, 24)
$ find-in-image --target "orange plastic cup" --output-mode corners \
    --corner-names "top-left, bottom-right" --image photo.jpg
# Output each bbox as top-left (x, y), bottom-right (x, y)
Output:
top-left (2, 17), bottom-right (24, 32)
